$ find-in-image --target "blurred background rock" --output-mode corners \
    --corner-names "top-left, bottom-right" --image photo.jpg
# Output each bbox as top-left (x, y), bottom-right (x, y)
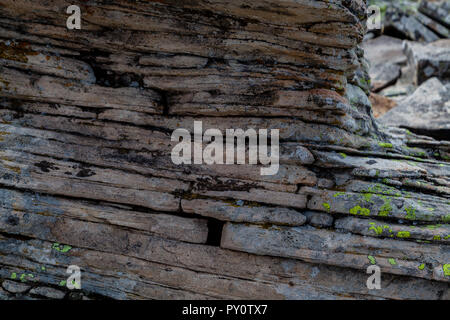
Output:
top-left (364, 0), bottom-right (449, 141)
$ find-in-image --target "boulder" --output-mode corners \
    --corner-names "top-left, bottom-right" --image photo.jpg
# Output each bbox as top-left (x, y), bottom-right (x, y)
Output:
top-left (404, 39), bottom-right (450, 85)
top-left (362, 35), bottom-right (408, 66)
top-left (380, 77), bottom-right (450, 140)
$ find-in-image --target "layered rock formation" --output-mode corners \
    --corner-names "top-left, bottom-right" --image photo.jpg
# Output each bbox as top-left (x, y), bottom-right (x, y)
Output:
top-left (0, 0), bottom-right (448, 300)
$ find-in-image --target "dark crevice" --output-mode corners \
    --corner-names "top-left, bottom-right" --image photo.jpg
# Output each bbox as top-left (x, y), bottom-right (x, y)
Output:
top-left (205, 218), bottom-right (224, 246)
top-left (0, 231), bottom-right (34, 242)
top-left (152, 89), bottom-right (170, 116)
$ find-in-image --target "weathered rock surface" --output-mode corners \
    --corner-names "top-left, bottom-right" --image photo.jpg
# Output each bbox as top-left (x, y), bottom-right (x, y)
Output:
top-left (380, 77), bottom-right (450, 140)
top-left (2, 280), bottom-right (31, 294)
top-left (0, 0), bottom-right (448, 300)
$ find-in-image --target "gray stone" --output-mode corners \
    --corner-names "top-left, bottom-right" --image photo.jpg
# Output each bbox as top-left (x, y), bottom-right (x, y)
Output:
top-left (2, 280), bottom-right (31, 294)
top-left (362, 35), bottom-right (407, 67)
top-left (317, 178), bottom-right (335, 189)
top-left (345, 84), bottom-right (371, 113)
top-left (29, 286), bottom-right (66, 299)
top-left (303, 211), bottom-right (334, 228)
top-left (362, 35), bottom-right (409, 92)
top-left (380, 77), bottom-right (450, 138)
top-left (0, 0), bottom-right (448, 301)
top-left (378, 61), bottom-right (417, 100)
top-left (370, 63), bottom-right (402, 92)
top-left (182, 199), bottom-right (307, 226)
top-left (404, 40), bottom-right (450, 85)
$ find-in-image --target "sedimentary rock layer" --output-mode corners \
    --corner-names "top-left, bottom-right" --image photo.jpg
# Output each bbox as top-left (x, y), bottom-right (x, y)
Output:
top-left (0, 0), bottom-right (448, 300)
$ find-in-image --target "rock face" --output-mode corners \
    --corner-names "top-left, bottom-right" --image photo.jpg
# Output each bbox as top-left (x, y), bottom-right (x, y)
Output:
top-left (0, 0), bottom-right (449, 300)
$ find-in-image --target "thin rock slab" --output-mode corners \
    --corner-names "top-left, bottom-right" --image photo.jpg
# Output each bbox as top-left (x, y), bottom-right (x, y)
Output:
top-left (221, 222), bottom-right (450, 282)
top-left (2, 280), bottom-right (31, 294)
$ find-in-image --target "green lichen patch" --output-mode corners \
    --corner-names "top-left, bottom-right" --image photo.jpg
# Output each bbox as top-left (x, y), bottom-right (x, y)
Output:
top-left (349, 205), bottom-right (370, 216)
top-left (378, 198), bottom-right (393, 217)
top-left (418, 264), bottom-right (425, 270)
top-left (378, 142), bottom-right (393, 149)
top-left (404, 206), bottom-right (416, 220)
top-left (18, 273), bottom-right (34, 282)
top-left (10, 272), bottom-right (17, 280)
top-left (425, 224), bottom-right (442, 230)
top-left (368, 224), bottom-right (383, 236)
top-left (333, 192), bottom-right (346, 198)
top-left (368, 222), bottom-right (393, 236)
top-left (367, 255), bottom-right (376, 265)
top-left (397, 231), bottom-right (410, 238)
top-left (362, 193), bottom-right (374, 203)
top-left (443, 264), bottom-right (450, 276)
top-left (322, 202), bottom-right (331, 212)
top-left (52, 242), bottom-right (72, 253)
top-left (388, 258), bottom-right (397, 266)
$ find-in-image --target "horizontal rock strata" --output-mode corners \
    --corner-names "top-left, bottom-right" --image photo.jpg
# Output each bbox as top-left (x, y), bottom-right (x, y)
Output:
top-left (0, 0), bottom-right (448, 300)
